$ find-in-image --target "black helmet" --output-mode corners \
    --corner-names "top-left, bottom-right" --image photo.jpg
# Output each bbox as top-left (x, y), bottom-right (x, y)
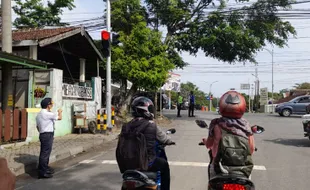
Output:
top-left (131, 96), bottom-right (155, 120)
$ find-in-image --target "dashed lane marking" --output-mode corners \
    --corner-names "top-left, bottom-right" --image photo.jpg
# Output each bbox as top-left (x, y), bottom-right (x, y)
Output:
top-left (79, 159), bottom-right (95, 164)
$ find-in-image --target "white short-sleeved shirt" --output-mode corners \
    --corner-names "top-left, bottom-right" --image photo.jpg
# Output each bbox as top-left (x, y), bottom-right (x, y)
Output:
top-left (36, 109), bottom-right (58, 133)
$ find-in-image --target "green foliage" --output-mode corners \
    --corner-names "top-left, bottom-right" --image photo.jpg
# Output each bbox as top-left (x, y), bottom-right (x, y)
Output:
top-left (110, 0), bottom-right (174, 92)
top-left (144, 0), bottom-right (296, 63)
top-left (178, 82), bottom-right (208, 106)
top-left (111, 0), bottom-right (188, 69)
top-left (294, 82), bottom-right (310, 89)
top-left (13, 0), bottom-right (75, 28)
top-left (268, 92), bottom-right (282, 100)
top-left (111, 22), bottom-right (174, 91)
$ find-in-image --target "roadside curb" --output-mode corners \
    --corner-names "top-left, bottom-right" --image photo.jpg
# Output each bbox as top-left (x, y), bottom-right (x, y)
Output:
top-left (11, 134), bottom-right (118, 176)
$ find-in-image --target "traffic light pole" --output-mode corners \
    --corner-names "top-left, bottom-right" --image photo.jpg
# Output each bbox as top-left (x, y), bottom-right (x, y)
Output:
top-left (105, 0), bottom-right (113, 129)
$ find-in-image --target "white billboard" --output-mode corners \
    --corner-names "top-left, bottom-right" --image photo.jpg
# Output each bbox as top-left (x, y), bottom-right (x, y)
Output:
top-left (260, 87), bottom-right (268, 105)
top-left (240, 83), bottom-right (250, 90)
top-left (161, 72), bottom-right (181, 92)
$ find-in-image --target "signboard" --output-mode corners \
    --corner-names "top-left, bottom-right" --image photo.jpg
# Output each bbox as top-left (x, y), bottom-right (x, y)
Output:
top-left (240, 83), bottom-right (250, 90)
top-left (7, 95), bottom-right (13, 106)
top-left (62, 83), bottom-right (92, 99)
top-left (161, 72), bottom-right (181, 92)
top-left (260, 87), bottom-right (268, 105)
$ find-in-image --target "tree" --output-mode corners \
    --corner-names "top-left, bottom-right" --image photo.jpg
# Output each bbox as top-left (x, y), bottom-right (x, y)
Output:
top-left (111, 24), bottom-right (174, 110)
top-left (109, 0), bottom-right (175, 112)
top-left (13, 0), bottom-right (75, 28)
top-left (294, 82), bottom-right (310, 89)
top-left (111, 0), bottom-right (188, 69)
top-left (179, 82), bottom-right (208, 107)
top-left (144, 0), bottom-right (296, 63)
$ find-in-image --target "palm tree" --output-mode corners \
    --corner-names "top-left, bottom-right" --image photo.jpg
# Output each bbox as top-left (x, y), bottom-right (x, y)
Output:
top-left (294, 82), bottom-right (310, 89)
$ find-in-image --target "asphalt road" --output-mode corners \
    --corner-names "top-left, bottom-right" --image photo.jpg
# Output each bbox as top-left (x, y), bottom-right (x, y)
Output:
top-left (16, 110), bottom-right (310, 190)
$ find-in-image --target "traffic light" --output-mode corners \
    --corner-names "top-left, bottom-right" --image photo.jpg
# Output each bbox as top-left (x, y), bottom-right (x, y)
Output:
top-left (112, 32), bottom-right (120, 46)
top-left (210, 95), bottom-right (213, 100)
top-left (101, 30), bottom-right (110, 57)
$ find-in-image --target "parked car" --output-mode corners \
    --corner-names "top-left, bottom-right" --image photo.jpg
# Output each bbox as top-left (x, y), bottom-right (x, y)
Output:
top-left (275, 95), bottom-right (310, 117)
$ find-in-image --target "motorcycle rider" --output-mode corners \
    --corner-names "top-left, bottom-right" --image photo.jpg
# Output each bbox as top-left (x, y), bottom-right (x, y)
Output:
top-left (118, 96), bottom-right (175, 190)
top-left (202, 90), bottom-right (255, 179)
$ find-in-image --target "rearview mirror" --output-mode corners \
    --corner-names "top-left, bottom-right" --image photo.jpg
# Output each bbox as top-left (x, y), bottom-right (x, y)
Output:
top-left (166, 128), bottom-right (176, 134)
top-left (195, 120), bottom-right (208, 129)
top-left (251, 125), bottom-right (265, 134)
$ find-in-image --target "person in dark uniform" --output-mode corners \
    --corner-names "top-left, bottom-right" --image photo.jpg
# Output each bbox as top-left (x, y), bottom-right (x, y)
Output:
top-left (177, 92), bottom-right (183, 117)
top-left (188, 91), bottom-right (195, 117)
top-left (36, 98), bottom-right (62, 178)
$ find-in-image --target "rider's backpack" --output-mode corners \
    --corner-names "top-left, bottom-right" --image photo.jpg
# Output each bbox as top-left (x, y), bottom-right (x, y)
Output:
top-left (116, 119), bottom-right (151, 173)
top-left (213, 129), bottom-right (254, 178)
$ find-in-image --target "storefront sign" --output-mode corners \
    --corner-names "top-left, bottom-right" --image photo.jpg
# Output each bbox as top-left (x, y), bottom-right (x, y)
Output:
top-left (62, 83), bottom-right (92, 99)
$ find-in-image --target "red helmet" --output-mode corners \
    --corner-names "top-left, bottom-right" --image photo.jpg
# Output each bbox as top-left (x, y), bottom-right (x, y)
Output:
top-left (219, 91), bottom-right (246, 119)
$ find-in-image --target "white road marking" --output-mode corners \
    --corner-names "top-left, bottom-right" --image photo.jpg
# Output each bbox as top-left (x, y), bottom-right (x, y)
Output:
top-left (79, 159), bottom-right (95, 164)
top-left (253, 165), bottom-right (267, 170)
top-left (100, 160), bottom-right (267, 171)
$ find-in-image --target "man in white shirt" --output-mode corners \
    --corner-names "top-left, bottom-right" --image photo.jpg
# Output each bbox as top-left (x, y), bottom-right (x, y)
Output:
top-left (36, 98), bottom-right (62, 179)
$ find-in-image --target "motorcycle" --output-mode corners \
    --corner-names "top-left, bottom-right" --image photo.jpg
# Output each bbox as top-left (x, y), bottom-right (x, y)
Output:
top-left (121, 128), bottom-right (176, 190)
top-left (195, 119), bottom-right (265, 190)
top-left (302, 114), bottom-right (310, 139)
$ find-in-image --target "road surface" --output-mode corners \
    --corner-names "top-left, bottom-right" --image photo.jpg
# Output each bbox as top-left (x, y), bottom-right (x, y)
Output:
top-left (16, 110), bottom-right (310, 190)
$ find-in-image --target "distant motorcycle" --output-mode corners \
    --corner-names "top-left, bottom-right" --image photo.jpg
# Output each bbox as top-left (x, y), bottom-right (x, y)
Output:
top-left (195, 119), bottom-right (265, 190)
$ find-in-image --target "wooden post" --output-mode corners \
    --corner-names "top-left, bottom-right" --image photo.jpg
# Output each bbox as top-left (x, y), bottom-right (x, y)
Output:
top-left (13, 109), bottom-right (19, 140)
top-left (4, 109), bottom-right (11, 142)
top-left (21, 109), bottom-right (27, 139)
top-left (0, 110), bottom-right (2, 142)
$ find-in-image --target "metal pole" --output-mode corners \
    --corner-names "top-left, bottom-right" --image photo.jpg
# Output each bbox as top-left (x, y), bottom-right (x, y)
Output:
top-left (209, 81), bottom-right (218, 112)
top-left (160, 89), bottom-right (163, 117)
top-left (248, 79), bottom-right (251, 113)
top-left (271, 49), bottom-right (274, 113)
top-left (209, 84), bottom-right (212, 112)
top-left (105, 0), bottom-right (112, 129)
top-left (1, 0), bottom-right (13, 110)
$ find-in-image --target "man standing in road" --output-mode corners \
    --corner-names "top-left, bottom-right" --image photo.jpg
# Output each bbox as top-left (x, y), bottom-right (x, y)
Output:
top-left (177, 92), bottom-right (183, 117)
top-left (36, 98), bottom-right (62, 179)
top-left (188, 91), bottom-right (195, 117)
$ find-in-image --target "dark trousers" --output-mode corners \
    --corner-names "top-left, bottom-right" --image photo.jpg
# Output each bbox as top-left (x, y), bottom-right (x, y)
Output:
top-left (38, 132), bottom-right (54, 175)
top-left (188, 104), bottom-right (194, 117)
top-left (177, 104), bottom-right (181, 116)
top-left (149, 157), bottom-right (170, 190)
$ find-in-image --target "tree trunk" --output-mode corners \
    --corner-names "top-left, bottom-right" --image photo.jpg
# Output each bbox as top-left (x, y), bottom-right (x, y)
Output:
top-left (154, 91), bottom-right (158, 119)
top-left (120, 84), bottom-right (138, 114)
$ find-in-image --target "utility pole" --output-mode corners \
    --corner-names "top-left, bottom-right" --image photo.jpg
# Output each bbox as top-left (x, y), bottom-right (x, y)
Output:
top-left (248, 79), bottom-right (251, 113)
top-left (209, 81), bottom-right (218, 112)
top-left (251, 84), bottom-right (254, 112)
top-left (105, 0), bottom-right (112, 129)
top-left (1, 0), bottom-right (13, 110)
top-left (252, 67), bottom-right (259, 112)
top-left (271, 49), bottom-right (274, 113)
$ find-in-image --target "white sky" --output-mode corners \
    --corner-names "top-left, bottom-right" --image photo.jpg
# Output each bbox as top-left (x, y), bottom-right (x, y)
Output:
top-left (11, 0), bottom-right (310, 97)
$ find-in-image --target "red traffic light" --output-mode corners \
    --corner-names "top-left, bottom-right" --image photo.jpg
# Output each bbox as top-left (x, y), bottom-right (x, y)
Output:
top-left (101, 30), bottom-right (110, 40)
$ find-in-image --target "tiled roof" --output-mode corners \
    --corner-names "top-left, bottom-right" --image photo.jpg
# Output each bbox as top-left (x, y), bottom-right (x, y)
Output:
top-left (0, 27), bottom-right (79, 42)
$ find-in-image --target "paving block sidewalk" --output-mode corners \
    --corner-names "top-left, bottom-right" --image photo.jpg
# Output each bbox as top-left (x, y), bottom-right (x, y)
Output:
top-left (0, 133), bottom-right (118, 176)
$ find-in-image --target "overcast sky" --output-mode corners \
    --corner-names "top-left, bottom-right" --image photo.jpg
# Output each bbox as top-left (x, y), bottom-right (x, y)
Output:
top-left (11, 0), bottom-right (310, 97)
